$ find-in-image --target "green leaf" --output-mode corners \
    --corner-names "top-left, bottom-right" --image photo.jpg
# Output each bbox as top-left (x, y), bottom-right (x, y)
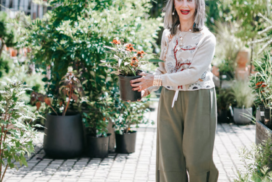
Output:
top-left (148, 59), bottom-right (164, 63)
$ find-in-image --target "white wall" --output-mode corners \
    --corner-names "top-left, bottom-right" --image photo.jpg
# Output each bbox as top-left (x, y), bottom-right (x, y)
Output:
top-left (1, 0), bottom-right (47, 19)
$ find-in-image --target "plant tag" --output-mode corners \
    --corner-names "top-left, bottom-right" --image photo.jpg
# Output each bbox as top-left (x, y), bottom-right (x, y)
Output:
top-left (260, 111), bottom-right (265, 116)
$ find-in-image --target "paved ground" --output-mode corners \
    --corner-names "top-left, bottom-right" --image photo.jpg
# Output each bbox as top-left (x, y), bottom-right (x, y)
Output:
top-left (3, 101), bottom-right (255, 182)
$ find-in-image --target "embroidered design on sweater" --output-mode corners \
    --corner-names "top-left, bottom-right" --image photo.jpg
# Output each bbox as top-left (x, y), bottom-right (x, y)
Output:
top-left (178, 85), bottom-right (183, 89)
top-left (173, 39), bottom-right (192, 73)
top-left (198, 71), bottom-right (207, 82)
top-left (189, 83), bottom-right (202, 90)
top-left (153, 29), bottom-right (215, 92)
top-left (162, 33), bottom-right (174, 61)
top-left (177, 43), bottom-right (198, 54)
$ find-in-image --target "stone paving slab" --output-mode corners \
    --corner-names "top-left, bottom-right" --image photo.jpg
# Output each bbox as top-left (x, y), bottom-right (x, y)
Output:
top-left (2, 102), bottom-right (255, 182)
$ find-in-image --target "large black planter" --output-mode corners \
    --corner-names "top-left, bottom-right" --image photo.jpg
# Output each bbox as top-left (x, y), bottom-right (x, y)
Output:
top-left (119, 75), bottom-right (142, 102)
top-left (43, 113), bottom-right (84, 159)
top-left (264, 108), bottom-right (272, 129)
top-left (87, 134), bottom-right (110, 158)
top-left (115, 131), bottom-right (137, 153)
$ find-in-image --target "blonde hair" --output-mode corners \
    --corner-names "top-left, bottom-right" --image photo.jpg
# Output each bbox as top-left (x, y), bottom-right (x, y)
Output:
top-left (163, 0), bottom-right (206, 35)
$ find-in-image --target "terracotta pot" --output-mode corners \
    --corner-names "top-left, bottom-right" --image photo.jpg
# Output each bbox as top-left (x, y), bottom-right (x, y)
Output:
top-left (23, 48), bottom-right (28, 57)
top-left (4, 46), bottom-right (9, 52)
top-left (10, 48), bottom-right (17, 57)
top-left (236, 50), bottom-right (249, 68)
top-left (235, 67), bottom-right (249, 80)
top-left (212, 66), bottom-right (219, 77)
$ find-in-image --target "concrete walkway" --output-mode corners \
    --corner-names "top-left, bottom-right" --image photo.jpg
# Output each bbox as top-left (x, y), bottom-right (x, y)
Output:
top-left (3, 101), bottom-right (255, 182)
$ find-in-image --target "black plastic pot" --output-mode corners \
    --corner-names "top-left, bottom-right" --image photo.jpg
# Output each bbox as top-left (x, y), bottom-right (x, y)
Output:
top-left (119, 75), bottom-right (142, 102)
top-left (219, 71), bottom-right (234, 81)
top-left (265, 108), bottom-right (272, 129)
top-left (43, 113), bottom-right (84, 159)
top-left (107, 133), bottom-right (115, 153)
top-left (87, 134), bottom-right (110, 158)
top-left (115, 131), bottom-right (137, 153)
top-left (217, 109), bottom-right (229, 123)
top-left (260, 105), bottom-right (265, 123)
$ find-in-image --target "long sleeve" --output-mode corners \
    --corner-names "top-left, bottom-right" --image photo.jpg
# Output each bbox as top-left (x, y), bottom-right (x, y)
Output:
top-left (153, 33), bottom-right (216, 87)
top-left (147, 30), bottom-right (168, 93)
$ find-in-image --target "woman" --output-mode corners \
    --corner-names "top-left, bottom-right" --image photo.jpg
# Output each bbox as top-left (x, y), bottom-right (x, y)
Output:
top-left (130, 0), bottom-right (219, 181)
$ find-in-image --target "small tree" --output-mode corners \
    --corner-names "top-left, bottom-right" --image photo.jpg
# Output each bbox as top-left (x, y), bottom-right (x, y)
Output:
top-left (0, 79), bottom-right (40, 182)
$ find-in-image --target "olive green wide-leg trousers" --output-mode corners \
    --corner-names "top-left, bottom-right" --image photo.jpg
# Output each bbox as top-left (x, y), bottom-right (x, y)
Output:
top-left (156, 87), bottom-right (219, 182)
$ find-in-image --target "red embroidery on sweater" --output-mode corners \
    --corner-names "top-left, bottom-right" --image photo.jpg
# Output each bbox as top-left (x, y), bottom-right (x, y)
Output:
top-left (178, 85), bottom-right (183, 89)
top-left (173, 39), bottom-right (193, 72)
top-left (180, 47), bottom-right (196, 51)
top-left (173, 39), bottom-right (179, 67)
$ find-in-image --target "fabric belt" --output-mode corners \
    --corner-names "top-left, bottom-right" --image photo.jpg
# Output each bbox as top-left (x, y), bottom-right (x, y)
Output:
top-left (172, 90), bottom-right (179, 108)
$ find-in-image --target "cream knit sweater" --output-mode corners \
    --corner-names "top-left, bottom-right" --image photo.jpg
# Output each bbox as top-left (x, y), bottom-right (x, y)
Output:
top-left (147, 26), bottom-right (216, 107)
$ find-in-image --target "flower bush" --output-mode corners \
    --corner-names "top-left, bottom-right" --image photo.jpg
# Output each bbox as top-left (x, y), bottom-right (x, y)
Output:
top-left (100, 40), bottom-right (155, 76)
top-left (100, 39), bottom-right (163, 76)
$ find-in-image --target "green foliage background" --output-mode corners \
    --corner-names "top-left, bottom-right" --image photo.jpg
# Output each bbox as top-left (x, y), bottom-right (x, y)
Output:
top-left (17, 0), bottom-right (162, 135)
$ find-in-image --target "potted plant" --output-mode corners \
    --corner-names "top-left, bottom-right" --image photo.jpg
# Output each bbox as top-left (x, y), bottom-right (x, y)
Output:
top-left (0, 80), bottom-right (40, 182)
top-left (250, 51), bottom-right (272, 127)
top-left (235, 134), bottom-right (272, 182)
top-left (31, 67), bottom-right (84, 159)
top-left (100, 39), bottom-right (162, 102)
top-left (216, 87), bottom-right (234, 123)
top-left (231, 80), bottom-right (255, 124)
top-left (81, 95), bottom-right (111, 158)
top-left (110, 97), bottom-right (152, 153)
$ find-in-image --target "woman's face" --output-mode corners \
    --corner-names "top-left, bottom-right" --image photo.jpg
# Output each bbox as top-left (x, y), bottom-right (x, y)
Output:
top-left (174, 0), bottom-right (196, 22)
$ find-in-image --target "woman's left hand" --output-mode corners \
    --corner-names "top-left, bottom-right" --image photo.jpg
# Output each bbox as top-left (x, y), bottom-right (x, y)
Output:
top-left (131, 72), bottom-right (154, 92)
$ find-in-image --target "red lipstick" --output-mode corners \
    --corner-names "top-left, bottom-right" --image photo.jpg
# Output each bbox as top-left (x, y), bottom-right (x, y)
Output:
top-left (180, 10), bottom-right (190, 15)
